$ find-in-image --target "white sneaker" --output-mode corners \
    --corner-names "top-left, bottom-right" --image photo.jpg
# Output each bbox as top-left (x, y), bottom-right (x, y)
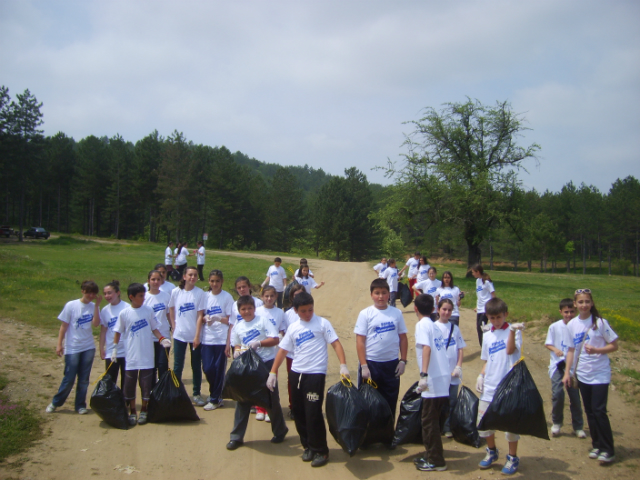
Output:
top-left (193, 395), bottom-right (206, 406)
top-left (265, 413), bottom-right (271, 423)
top-left (551, 424), bottom-right (562, 436)
top-left (444, 431), bottom-right (453, 438)
top-left (256, 412), bottom-right (265, 421)
top-left (204, 401), bottom-right (224, 411)
top-left (77, 408), bottom-right (89, 415)
top-left (46, 403), bottom-right (56, 413)
top-left (575, 429), bottom-right (587, 438)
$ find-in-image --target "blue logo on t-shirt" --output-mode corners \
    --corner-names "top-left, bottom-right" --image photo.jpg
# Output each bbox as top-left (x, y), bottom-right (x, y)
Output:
top-left (374, 321), bottom-right (396, 337)
top-left (268, 318), bottom-right (276, 326)
top-left (434, 336), bottom-right (446, 351)
top-left (242, 329), bottom-right (261, 345)
top-left (108, 316), bottom-right (117, 330)
top-left (207, 305), bottom-right (223, 316)
top-left (76, 313), bottom-right (93, 329)
top-left (427, 287), bottom-right (437, 294)
top-left (574, 332), bottom-right (586, 345)
top-left (476, 286), bottom-right (483, 293)
top-left (489, 340), bottom-right (506, 355)
top-left (270, 271), bottom-right (279, 277)
top-left (441, 292), bottom-right (453, 299)
top-left (296, 330), bottom-right (315, 347)
top-left (179, 303), bottom-right (195, 317)
top-left (131, 319), bottom-right (149, 334)
top-left (153, 303), bottom-right (166, 313)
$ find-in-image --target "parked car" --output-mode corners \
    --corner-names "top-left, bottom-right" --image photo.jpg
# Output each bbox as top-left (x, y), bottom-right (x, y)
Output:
top-left (23, 227), bottom-right (50, 239)
top-left (0, 225), bottom-right (16, 237)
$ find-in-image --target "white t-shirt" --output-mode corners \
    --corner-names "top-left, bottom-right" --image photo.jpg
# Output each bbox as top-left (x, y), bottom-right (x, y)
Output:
top-left (416, 264), bottom-right (431, 282)
top-left (165, 246), bottom-right (173, 265)
top-left (114, 305), bottom-right (159, 370)
top-left (415, 318), bottom-right (451, 398)
top-left (100, 300), bottom-right (129, 357)
top-left (267, 265), bottom-right (287, 292)
top-left (433, 321), bottom-right (466, 386)
top-left (279, 314), bottom-right (339, 374)
top-left (297, 276), bottom-right (318, 294)
top-left (256, 305), bottom-right (285, 333)
top-left (282, 308), bottom-right (299, 359)
top-left (373, 263), bottom-right (387, 278)
top-left (196, 246), bottom-right (205, 265)
top-left (415, 278), bottom-right (442, 297)
top-left (231, 315), bottom-right (279, 362)
top-left (353, 305), bottom-right (408, 362)
top-left (143, 291), bottom-right (171, 341)
top-left (383, 267), bottom-right (398, 292)
top-left (545, 320), bottom-right (573, 378)
top-left (144, 282), bottom-right (176, 294)
top-left (480, 325), bottom-right (522, 402)
top-left (294, 268), bottom-right (314, 278)
top-left (568, 316), bottom-right (618, 385)
top-left (475, 279), bottom-right (495, 313)
top-left (435, 286), bottom-right (461, 316)
top-left (59, 299), bottom-right (96, 355)
top-left (201, 290), bottom-right (235, 345)
top-left (230, 296), bottom-right (264, 326)
top-left (168, 286), bottom-right (207, 343)
top-left (175, 247), bottom-right (189, 266)
top-left (406, 257), bottom-right (420, 278)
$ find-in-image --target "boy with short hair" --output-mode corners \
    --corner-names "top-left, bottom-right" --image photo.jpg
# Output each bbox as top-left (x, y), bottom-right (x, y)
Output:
top-left (262, 257), bottom-right (288, 309)
top-left (413, 294), bottom-right (451, 472)
top-left (475, 298), bottom-right (525, 475)
top-left (267, 292), bottom-right (350, 468)
top-left (373, 257), bottom-right (388, 278)
top-left (355, 278), bottom-right (408, 418)
top-left (545, 299), bottom-right (585, 438)
top-left (382, 258), bottom-right (399, 307)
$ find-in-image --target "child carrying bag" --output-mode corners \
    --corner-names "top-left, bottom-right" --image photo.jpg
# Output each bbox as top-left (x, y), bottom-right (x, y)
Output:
top-left (221, 348), bottom-right (272, 409)
top-left (326, 376), bottom-right (369, 456)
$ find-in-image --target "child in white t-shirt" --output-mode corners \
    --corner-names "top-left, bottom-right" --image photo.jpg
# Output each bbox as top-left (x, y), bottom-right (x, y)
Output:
top-left (382, 258), bottom-right (399, 307)
top-left (164, 241), bottom-right (174, 272)
top-left (471, 264), bottom-right (495, 347)
top-left (434, 271), bottom-right (463, 326)
top-left (296, 265), bottom-right (325, 294)
top-left (414, 267), bottom-right (441, 320)
top-left (262, 257), bottom-right (288, 308)
top-left (416, 256), bottom-right (431, 283)
top-left (413, 294), bottom-right (451, 472)
top-left (99, 280), bottom-right (129, 389)
top-left (267, 292), bottom-right (350, 468)
top-left (562, 289), bottom-right (619, 465)
top-left (144, 269), bottom-right (173, 387)
top-left (294, 258), bottom-right (314, 278)
top-left (230, 276), bottom-right (264, 329)
top-left (373, 257), bottom-right (388, 278)
top-left (545, 298), bottom-right (585, 438)
top-left (112, 283), bottom-right (171, 426)
top-left (226, 295), bottom-right (288, 450)
top-left (195, 241), bottom-right (206, 281)
top-left (354, 278), bottom-right (408, 419)
top-left (281, 283), bottom-right (305, 417)
top-left (475, 298), bottom-right (524, 475)
top-left (47, 281), bottom-right (101, 415)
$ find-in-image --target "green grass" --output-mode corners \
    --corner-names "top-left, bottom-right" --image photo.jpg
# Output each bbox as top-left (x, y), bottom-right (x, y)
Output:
top-left (0, 375), bottom-right (42, 462)
top-left (621, 368), bottom-right (640, 382)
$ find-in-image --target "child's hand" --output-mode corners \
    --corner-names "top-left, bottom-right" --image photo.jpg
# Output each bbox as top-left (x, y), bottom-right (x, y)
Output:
top-left (56, 345), bottom-right (64, 357)
top-left (360, 364), bottom-right (371, 380)
top-left (453, 366), bottom-right (463, 380)
top-left (161, 338), bottom-right (171, 348)
top-left (100, 349), bottom-right (106, 360)
top-left (248, 340), bottom-right (261, 350)
top-left (394, 362), bottom-right (406, 377)
top-left (476, 373), bottom-right (484, 393)
top-left (417, 377), bottom-right (429, 392)
top-left (340, 364), bottom-right (350, 379)
top-left (510, 323), bottom-right (526, 331)
top-left (266, 373), bottom-right (277, 392)
top-left (95, 295), bottom-right (103, 306)
top-left (555, 348), bottom-right (564, 357)
top-left (584, 344), bottom-right (599, 355)
top-left (110, 347), bottom-right (118, 363)
top-left (233, 350), bottom-right (241, 359)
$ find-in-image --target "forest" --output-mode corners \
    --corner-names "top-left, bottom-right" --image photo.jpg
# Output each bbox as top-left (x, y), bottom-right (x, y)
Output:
top-left (1, 86), bottom-right (639, 275)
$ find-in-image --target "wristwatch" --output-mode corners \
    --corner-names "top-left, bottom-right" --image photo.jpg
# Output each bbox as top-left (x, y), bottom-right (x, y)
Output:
top-left (420, 372), bottom-right (428, 378)
top-left (399, 359), bottom-right (407, 364)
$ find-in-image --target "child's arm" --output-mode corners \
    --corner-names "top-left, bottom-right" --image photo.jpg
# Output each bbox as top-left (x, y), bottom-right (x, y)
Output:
top-left (331, 340), bottom-right (350, 377)
top-left (562, 347), bottom-right (575, 388)
top-left (399, 333), bottom-right (408, 363)
top-left (152, 328), bottom-right (171, 347)
top-left (56, 322), bottom-right (69, 357)
top-left (506, 329), bottom-right (518, 355)
top-left (545, 344), bottom-right (564, 357)
top-left (99, 326), bottom-right (107, 360)
top-left (314, 282), bottom-right (325, 289)
top-left (92, 296), bottom-right (103, 327)
top-left (356, 334), bottom-right (368, 376)
top-left (168, 307), bottom-right (176, 331)
top-left (225, 325), bottom-right (233, 358)
top-left (193, 314), bottom-right (205, 349)
top-left (266, 348), bottom-right (289, 391)
top-left (421, 344), bottom-right (431, 373)
top-left (585, 339), bottom-right (618, 355)
top-left (476, 360), bottom-right (487, 392)
top-left (456, 347), bottom-right (464, 368)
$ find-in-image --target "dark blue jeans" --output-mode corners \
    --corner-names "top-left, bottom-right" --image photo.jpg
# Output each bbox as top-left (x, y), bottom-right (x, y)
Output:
top-left (173, 339), bottom-right (202, 396)
top-left (201, 344), bottom-right (227, 403)
top-left (52, 348), bottom-right (95, 411)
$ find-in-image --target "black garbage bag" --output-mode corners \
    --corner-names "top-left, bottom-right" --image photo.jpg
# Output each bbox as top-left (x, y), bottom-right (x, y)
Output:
top-left (221, 349), bottom-right (272, 409)
top-left (359, 381), bottom-right (394, 446)
top-left (398, 282), bottom-right (412, 308)
top-left (450, 385), bottom-right (482, 447)
top-left (90, 374), bottom-right (129, 430)
top-left (147, 370), bottom-right (200, 423)
top-left (326, 378), bottom-right (369, 456)
top-left (392, 381), bottom-right (423, 446)
top-left (169, 269), bottom-right (181, 281)
top-left (283, 279), bottom-right (299, 310)
top-left (477, 360), bottom-right (549, 440)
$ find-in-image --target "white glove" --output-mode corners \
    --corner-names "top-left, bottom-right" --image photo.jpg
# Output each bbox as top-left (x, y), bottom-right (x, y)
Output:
top-left (110, 346), bottom-right (118, 363)
top-left (360, 364), bottom-right (371, 380)
top-left (417, 377), bottom-right (429, 392)
top-left (476, 374), bottom-right (484, 393)
top-left (233, 349), bottom-right (241, 359)
top-left (205, 314), bottom-right (222, 326)
top-left (395, 361), bottom-right (406, 377)
top-left (248, 340), bottom-right (261, 350)
top-left (510, 322), bottom-right (526, 331)
top-left (340, 364), bottom-right (350, 378)
top-left (266, 372), bottom-right (277, 392)
top-left (160, 338), bottom-right (171, 348)
top-left (452, 366), bottom-right (462, 380)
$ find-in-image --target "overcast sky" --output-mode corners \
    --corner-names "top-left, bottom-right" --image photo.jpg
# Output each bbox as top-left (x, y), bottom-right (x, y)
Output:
top-left (1, 0), bottom-right (639, 192)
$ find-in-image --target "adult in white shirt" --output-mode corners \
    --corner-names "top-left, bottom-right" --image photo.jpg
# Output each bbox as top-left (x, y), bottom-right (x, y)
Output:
top-left (261, 257), bottom-right (288, 308)
top-left (195, 241), bottom-right (206, 281)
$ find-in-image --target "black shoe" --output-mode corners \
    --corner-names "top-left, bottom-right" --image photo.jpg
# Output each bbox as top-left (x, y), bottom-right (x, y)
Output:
top-left (413, 456), bottom-right (426, 465)
top-left (302, 449), bottom-right (314, 462)
top-left (271, 430), bottom-right (288, 444)
top-left (226, 440), bottom-right (243, 451)
top-left (287, 410), bottom-right (295, 420)
top-left (415, 458), bottom-right (447, 472)
top-left (311, 453), bottom-right (329, 467)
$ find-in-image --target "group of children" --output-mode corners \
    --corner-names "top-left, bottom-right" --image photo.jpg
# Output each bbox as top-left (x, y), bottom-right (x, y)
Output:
top-left (46, 253), bottom-right (620, 474)
top-left (164, 240), bottom-right (206, 281)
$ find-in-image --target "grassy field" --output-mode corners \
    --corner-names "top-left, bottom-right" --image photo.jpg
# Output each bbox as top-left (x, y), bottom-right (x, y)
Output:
top-left (0, 374), bottom-right (42, 462)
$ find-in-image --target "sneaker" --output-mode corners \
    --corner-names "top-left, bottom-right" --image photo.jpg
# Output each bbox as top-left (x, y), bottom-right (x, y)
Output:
top-left (589, 448), bottom-right (601, 459)
top-left (128, 414), bottom-right (137, 426)
top-left (415, 458), bottom-right (447, 472)
top-left (264, 413), bottom-right (271, 423)
top-left (501, 454), bottom-right (520, 475)
top-left (479, 447), bottom-right (499, 469)
top-left (444, 431), bottom-right (453, 438)
top-left (551, 424), bottom-right (562, 436)
top-left (250, 406), bottom-right (257, 414)
top-left (193, 395), bottom-right (206, 407)
top-left (575, 429), bottom-right (587, 439)
top-left (597, 452), bottom-right (615, 464)
top-left (271, 429), bottom-right (288, 444)
top-left (46, 403), bottom-right (57, 413)
top-left (288, 410), bottom-right (295, 420)
top-left (302, 449), bottom-right (314, 462)
top-left (204, 401), bottom-right (224, 411)
top-left (256, 412), bottom-right (265, 421)
top-left (311, 453), bottom-right (329, 468)
top-left (77, 408), bottom-right (89, 415)
top-left (138, 412), bottom-right (148, 425)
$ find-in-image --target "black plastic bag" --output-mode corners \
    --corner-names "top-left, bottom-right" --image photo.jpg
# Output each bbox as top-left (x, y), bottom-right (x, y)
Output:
top-left (169, 269), bottom-right (181, 281)
top-left (90, 374), bottom-right (129, 430)
top-left (398, 282), bottom-right (412, 308)
top-left (326, 378), bottom-right (369, 456)
top-left (359, 381), bottom-right (394, 446)
top-left (392, 381), bottom-right (423, 446)
top-left (221, 349), bottom-right (272, 409)
top-left (283, 279), bottom-right (299, 310)
top-left (450, 385), bottom-right (482, 448)
top-left (147, 370), bottom-right (200, 423)
top-left (477, 360), bottom-right (549, 440)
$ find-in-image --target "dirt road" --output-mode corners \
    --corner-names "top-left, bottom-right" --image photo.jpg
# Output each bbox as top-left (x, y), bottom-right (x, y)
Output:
top-left (1, 255), bottom-right (639, 479)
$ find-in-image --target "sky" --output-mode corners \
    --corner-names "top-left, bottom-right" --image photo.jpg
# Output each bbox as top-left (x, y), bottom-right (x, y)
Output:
top-left (1, 0), bottom-right (639, 193)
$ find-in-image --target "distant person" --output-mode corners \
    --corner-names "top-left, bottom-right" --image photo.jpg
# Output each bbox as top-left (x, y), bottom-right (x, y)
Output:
top-left (471, 264), bottom-right (495, 346)
top-left (399, 251), bottom-right (421, 298)
top-left (174, 241), bottom-right (193, 277)
top-left (46, 281), bottom-right (101, 415)
top-left (144, 269), bottom-right (173, 387)
top-left (98, 280), bottom-right (129, 390)
top-left (295, 265), bottom-right (325, 294)
top-left (434, 271), bottom-right (463, 327)
top-left (415, 256), bottom-right (431, 283)
top-left (413, 267), bottom-right (441, 320)
top-left (195, 240), bottom-right (206, 281)
top-left (164, 241), bottom-right (175, 275)
top-left (373, 257), bottom-right (388, 278)
top-left (262, 257), bottom-right (288, 308)
top-left (294, 258), bottom-right (314, 278)
top-left (382, 258), bottom-right (399, 307)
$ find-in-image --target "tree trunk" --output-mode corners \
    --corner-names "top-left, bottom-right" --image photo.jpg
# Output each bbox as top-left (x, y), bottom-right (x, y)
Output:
top-left (489, 241), bottom-right (494, 270)
top-left (608, 244), bottom-right (612, 275)
top-left (39, 191), bottom-right (42, 227)
top-left (513, 250), bottom-right (518, 271)
top-left (573, 248), bottom-right (576, 274)
top-left (582, 234), bottom-right (586, 275)
top-left (465, 239), bottom-right (481, 278)
top-left (552, 259), bottom-right (556, 273)
top-left (18, 190), bottom-right (24, 242)
top-left (598, 233), bottom-right (602, 275)
top-left (527, 258), bottom-right (532, 272)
